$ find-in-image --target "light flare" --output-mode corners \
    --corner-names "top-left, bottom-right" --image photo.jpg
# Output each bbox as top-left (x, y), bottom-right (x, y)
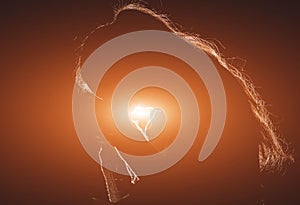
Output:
top-left (129, 105), bottom-right (160, 141)
top-left (112, 2), bottom-right (294, 172)
top-left (75, 1), bottom-right (294, 203)
top-left (75, 2), bottom-right (293, 172)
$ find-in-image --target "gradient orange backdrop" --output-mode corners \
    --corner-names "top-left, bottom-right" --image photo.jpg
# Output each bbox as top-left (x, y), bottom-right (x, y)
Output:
top-left (1, 1), bottom-right (299, 204)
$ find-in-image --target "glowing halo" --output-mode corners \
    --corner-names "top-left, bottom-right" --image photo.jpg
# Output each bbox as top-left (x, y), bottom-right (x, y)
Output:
top-left (72, 30), bottom-right (226, 176)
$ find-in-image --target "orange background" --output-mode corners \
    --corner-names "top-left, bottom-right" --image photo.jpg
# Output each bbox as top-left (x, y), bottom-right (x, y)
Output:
top-left (1, 0), bottom-right (299, 204)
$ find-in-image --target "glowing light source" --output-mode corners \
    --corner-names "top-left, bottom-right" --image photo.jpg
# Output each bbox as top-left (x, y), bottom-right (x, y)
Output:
top-left (130, 105), bottom-right (152, 120)
top-left (129, 105), bottom-right (159, 142)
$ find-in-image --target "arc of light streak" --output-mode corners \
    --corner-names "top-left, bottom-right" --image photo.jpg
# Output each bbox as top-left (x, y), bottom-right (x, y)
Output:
top-left (114, 147), bottom-right (140, 184)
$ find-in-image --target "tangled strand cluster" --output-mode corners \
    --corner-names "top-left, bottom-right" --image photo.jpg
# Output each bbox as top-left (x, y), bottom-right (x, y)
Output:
top-left (75, 2), bottom-right (293, 172)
